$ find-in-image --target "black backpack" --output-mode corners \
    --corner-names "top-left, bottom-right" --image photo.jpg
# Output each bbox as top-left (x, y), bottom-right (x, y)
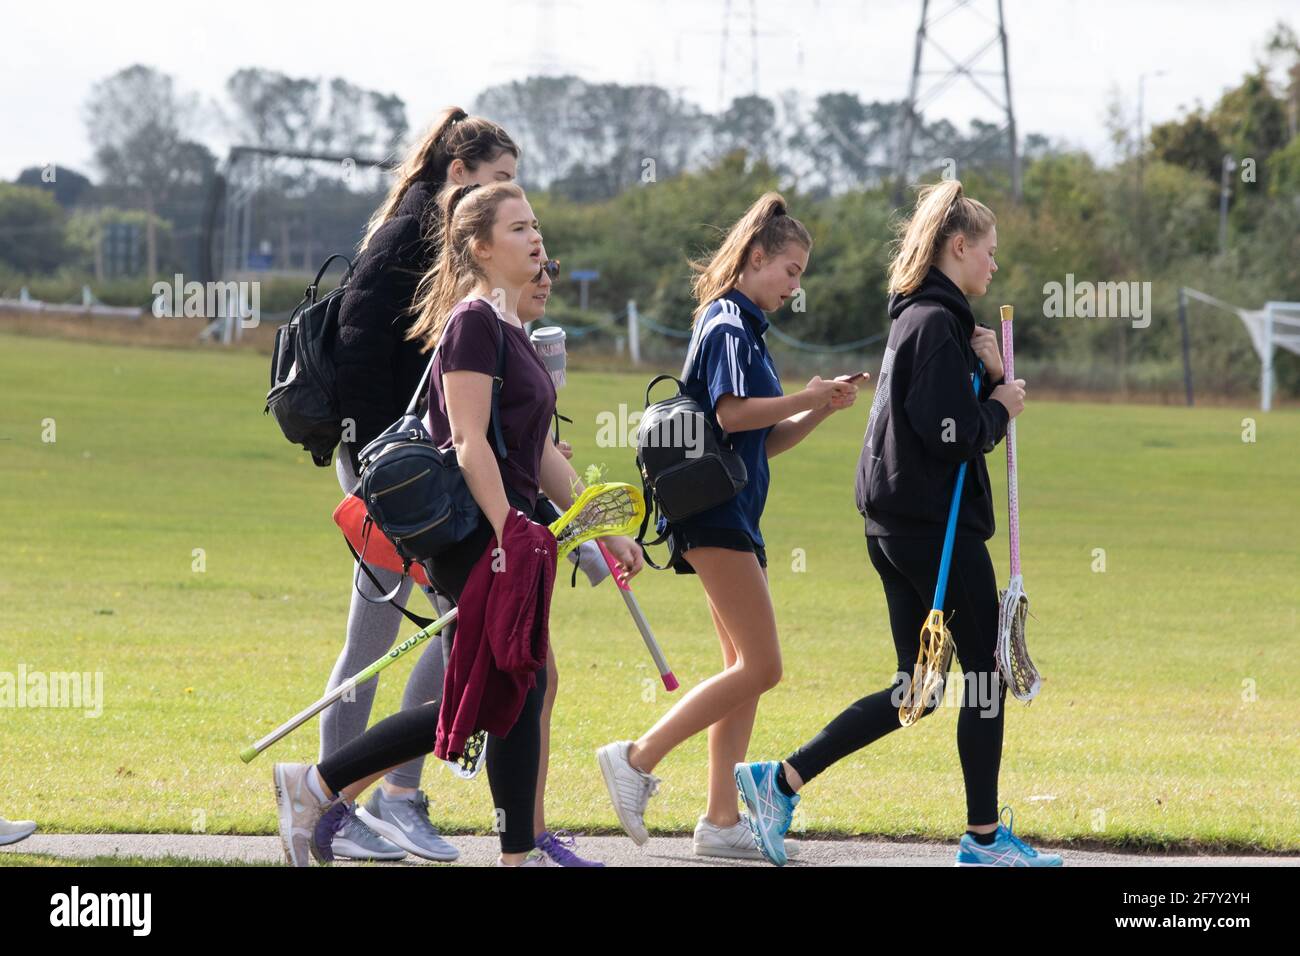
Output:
top-left (634, 374), bottom-right (747, 566)
top-left (349, 317), bottom-right (509, 599)
top-left (265, 254), bottom-right (354, 466)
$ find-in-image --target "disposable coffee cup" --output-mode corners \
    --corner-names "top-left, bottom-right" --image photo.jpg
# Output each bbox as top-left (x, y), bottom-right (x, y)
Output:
top-left (530, 325), bottom-right (567, 389)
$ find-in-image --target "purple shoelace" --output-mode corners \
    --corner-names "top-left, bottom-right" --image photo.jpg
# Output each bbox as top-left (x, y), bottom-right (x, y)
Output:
top-left (535, 829), bottom-right (605, 867)
top-left (311, 800), bottom-right (349, 863)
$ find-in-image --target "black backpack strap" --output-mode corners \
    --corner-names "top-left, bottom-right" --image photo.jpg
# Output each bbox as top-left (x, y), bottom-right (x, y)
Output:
top-left (343, 522), bottom-right (436, 628)
top-left (408, 316), bottom-right (508, 459)
top-left (638, 527), bottom-right (673, 572)
top-left (309, 253), bottom-right (354, 292)
top-left (644, 374), bottom-right (686, 408)
top-left (488, 322), bottom-right (508, 459)
top-left (303, 254), bottom-right (354, 310)
top-left (552, 410), bottom-right (572, 444)
top-left (406, 354), bottom-right (435, 417)
top-left (633, 376), bottom-right (688, 572)
top-left (633, 457), bottom-right (674, 571)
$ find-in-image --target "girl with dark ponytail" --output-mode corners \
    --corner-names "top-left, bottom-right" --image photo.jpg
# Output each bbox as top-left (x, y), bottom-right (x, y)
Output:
top-left (597, 192), bottom-right (865, 859)
top-left (279, 181), bottom-right (643, 868)
top-left (316, 108), bottom-right (518, 864)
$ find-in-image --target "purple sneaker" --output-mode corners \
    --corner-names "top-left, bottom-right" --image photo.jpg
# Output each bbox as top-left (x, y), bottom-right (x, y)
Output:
top-left (311, 799), bottom-right (347, 864)
top-left (535, 830), bottom-right (605, 867)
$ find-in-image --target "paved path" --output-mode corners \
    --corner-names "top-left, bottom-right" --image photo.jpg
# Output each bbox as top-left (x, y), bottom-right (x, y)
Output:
top-left (3, 834), bottom-right (1296, 867)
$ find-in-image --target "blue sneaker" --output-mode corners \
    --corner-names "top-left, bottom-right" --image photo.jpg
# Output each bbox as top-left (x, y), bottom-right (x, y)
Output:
top-left (734, 761), bottom-right (799, 867)
top-left (955, 807), bottom-right (1063, 867)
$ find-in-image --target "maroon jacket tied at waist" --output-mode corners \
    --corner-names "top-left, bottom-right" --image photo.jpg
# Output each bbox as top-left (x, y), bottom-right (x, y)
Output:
top-left (435, 509), bottom-right (557, 760)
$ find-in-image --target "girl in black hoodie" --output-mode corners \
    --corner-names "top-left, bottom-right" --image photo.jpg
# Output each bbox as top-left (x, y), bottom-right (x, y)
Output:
top-left (737, 180), bottom-right (1061, 867)
top-left (318, 108), bottom-right (519, 863)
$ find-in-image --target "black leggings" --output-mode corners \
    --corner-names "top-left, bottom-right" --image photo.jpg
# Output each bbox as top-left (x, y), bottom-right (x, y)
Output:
top-left (318, 498), bottom-right (548, 854)
top-left (785, 534), bottom-right (1007, 826)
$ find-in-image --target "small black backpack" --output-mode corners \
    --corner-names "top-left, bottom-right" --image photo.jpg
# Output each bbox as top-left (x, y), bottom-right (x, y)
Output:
top-left (265, 254), bottom-right (354, 466)
top-left (634, 374), bottom-right (747, 564)
top-left (350, 317), bottom-right (508, 595)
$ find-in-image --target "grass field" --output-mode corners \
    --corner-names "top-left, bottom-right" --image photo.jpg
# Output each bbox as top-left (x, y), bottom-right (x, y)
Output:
top-left (1, 332), bottom-right (1297, 851)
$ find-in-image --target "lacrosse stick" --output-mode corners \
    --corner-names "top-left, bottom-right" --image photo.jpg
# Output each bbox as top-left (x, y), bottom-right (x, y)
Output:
top-left (447, 483), bottom-right (653, 777)
top-left (996, 305), bottom-right (1042, 702)
top-left (596, 539), bottom-right (678, 691)
top-left (535, 318), bottom-right (679, 689)
top-left (239, 482), bottom-right (645, 763)
top-left (444, 728), bottom-right (489, 780)
top-left (899, 367), bottom-right (983, 727)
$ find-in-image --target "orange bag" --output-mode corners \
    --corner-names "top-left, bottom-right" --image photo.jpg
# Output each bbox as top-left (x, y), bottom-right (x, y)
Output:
top-left (333, 492), bottom-right (432, 588)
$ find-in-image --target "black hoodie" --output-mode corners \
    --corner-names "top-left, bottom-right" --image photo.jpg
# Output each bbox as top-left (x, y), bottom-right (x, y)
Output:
top-left (334, 180), bottom-right (440, 473)
top-left (854, 266), bottom-right (1009, 539)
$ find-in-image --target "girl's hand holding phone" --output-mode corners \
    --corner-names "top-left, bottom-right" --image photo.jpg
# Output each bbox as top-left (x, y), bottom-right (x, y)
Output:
top-left (829, 371), bottom-right (869, 410)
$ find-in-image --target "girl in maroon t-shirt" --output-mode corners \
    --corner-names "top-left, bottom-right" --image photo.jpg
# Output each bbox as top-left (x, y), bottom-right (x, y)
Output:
top-left (273, 182), bottom-right (643, 868)
top-left (324, 107), bottom-right (518, 866)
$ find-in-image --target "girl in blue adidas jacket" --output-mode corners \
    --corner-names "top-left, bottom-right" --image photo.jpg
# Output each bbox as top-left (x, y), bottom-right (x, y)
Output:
top-left (598, 193), bottom-right (865, 858)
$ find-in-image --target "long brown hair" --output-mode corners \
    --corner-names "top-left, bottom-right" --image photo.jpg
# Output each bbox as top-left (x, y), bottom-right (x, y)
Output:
top-left (690, 191), bottom-right (812, 323)
top-left (359, 107), bottom-right (518, 252)
top-left (887, 179), bottom-right (996, 295)
top-left (407, 181), bottom-right (527, 352)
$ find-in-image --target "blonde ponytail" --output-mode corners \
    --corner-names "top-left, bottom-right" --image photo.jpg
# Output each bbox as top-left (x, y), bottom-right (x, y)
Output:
top-left (887, 180), bottom-right (996, 295)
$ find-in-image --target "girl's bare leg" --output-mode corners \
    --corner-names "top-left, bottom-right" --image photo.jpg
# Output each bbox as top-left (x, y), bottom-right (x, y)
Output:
top-left (628, 549), bottom-right (780, 776)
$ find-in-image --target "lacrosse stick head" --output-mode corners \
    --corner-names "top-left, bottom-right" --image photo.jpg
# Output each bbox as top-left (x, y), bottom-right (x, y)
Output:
top-left (445, 729), bottom-right (488, 780)
top-left (900, 609), bottom-right (953, 726)
top-left (997, 576), bottom-right (1041, 702)
top-left (550, 482), bottom-right (645, 559)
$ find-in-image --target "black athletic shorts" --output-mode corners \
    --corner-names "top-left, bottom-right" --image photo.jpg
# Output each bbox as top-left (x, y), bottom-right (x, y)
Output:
top-left (665, 523), bottom-right (767, 575)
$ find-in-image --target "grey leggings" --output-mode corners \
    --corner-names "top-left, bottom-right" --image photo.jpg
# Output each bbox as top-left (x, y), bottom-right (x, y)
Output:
top-left (318, 450), bottom-right (452, 790)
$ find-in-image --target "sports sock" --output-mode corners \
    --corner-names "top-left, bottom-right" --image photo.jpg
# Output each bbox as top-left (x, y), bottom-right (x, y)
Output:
top-left (775, 762), bottom-right (797, 798)
top-left (967, 829), bottom-right (997, 846)
top-left (305, 766), bottom-right (330, 805)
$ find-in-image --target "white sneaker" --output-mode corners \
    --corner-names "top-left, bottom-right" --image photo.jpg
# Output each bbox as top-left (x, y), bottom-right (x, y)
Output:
top-left (693, 815), bottom-right (758, 859)
top-left (596, 741), bottom-right (660, 846)
top-left (273, 763), bottom-right (330, 867)
top-left (692, 814), bottom-right (802, 860)
top-left (0, 817), bottom-right (37, 846)
top-left (496, 850), bottom-right (553, 866)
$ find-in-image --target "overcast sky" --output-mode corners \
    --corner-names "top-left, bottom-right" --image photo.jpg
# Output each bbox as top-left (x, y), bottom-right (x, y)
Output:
top-left (2, 0), bottom-right (1295, 181)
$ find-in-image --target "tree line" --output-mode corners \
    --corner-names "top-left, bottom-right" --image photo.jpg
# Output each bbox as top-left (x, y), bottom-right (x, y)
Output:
top-left (2, 21), bottom-right (1297, 396)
